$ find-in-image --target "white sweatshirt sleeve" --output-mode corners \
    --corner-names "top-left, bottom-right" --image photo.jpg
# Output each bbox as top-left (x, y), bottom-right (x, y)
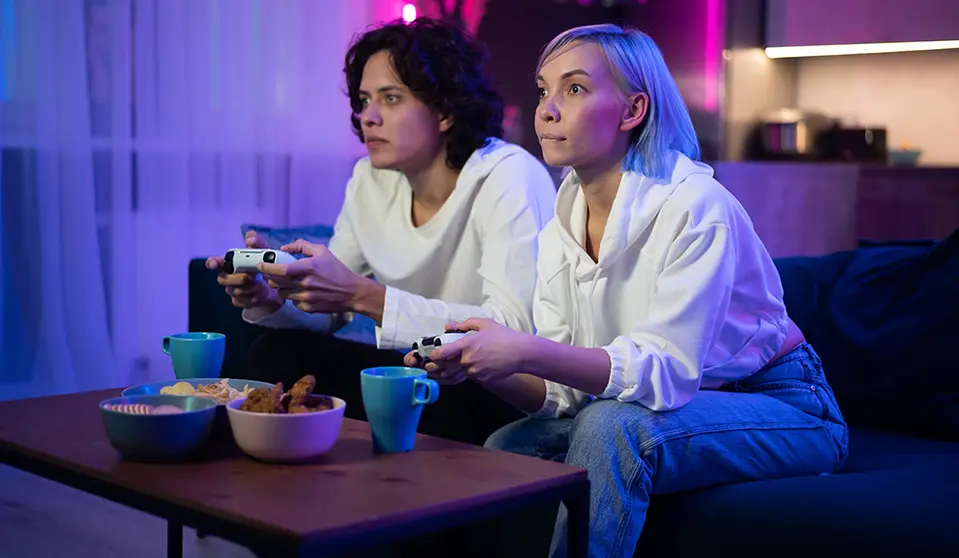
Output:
top-left (241, 175), bottom-right (370, 333)
top-left (598, 222), bottom-right (736, 411)
top-left (376, 156), bottom-right (553, 350)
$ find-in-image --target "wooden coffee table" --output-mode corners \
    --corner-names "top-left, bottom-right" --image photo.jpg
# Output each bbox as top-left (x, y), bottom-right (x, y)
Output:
top-left (0, 389), bottom-right (589, 557)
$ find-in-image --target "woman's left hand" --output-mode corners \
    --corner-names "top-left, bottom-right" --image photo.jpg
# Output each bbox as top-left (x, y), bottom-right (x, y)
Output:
top-left (257, 239), bottom-right (365, 314)
top-left (427, 318), bottom-right (535, 384)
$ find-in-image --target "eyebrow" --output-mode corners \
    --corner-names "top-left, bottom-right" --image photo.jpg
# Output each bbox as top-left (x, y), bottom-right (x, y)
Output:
top-left (536, 69), bottom-right (592, 83)
top-left (358, 85), bottom-right (406, 96)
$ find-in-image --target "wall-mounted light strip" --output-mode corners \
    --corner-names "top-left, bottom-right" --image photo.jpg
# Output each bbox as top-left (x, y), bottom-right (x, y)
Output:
top-left (765, 39), bottom-right (959, 59)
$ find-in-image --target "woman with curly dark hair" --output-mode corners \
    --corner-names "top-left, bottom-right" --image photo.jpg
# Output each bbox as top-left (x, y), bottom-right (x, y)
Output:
top-left (207, 18), bottom-right (556, 445)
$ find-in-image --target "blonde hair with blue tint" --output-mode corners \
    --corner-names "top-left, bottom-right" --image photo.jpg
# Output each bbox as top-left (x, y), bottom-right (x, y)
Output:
top-left (538, 24), bottom-right (701, 180)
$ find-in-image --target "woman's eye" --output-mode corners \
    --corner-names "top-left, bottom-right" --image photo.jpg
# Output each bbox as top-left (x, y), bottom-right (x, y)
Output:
top-left (537, 87), bottom-right (547, 99)
top-left (569, 84), bottom-right (584, 95)
top-left (385, 94), bottom-right (398, 103)
top-left (360, 97), bottom-right (371, 107)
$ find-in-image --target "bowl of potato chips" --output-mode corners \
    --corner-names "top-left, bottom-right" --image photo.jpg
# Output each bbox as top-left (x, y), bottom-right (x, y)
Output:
top-left (122, 378), bottom-right (272, 403)
top-left (123, 378), bottom-right (274, 438)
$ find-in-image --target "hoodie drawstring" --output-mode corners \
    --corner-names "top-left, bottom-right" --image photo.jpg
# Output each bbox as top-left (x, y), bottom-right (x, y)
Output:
top-left (586, 273), bottom-right (600, 348)
top-left (569, 266), bottom-right (602, 348)
top-left (567, 265), bottom-right (579, 345)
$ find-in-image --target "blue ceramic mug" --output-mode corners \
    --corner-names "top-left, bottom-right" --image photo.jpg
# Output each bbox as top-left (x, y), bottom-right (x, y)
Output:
top-left (360, 367), bottom-right (440, 453)
top-left (162, 332), bottom-right (226, 380)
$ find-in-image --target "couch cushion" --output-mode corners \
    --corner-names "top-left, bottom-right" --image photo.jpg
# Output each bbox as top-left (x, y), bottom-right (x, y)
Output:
top-left (774, 250), bottom-right (857, 338)
top-left (841, 427), bottom-right (959, 471)
top-left (774, 232), bottom-right (959, 440)
top-left (240, 223), bottom-right (334, 248)
top-left (639, 427), bottom-right (959, 557)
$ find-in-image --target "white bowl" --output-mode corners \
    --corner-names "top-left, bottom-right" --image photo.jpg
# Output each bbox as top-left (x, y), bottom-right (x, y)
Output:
top-left (225, 396), bottom-right (346, 463)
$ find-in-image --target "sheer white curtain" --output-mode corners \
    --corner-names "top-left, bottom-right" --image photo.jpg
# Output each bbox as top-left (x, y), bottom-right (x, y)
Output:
top-left (1, 0), bottom-right (396, 399)
top-left (1, 0), bottom-right (116, 399)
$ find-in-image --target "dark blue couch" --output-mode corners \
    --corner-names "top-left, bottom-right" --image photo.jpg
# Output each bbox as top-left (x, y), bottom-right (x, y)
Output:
top-left (639, 233), bottom-right (959, 557)
top-left (188, 233), bottom-right (959, 557)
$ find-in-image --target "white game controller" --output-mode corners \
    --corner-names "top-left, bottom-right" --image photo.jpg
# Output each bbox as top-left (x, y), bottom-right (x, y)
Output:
top-left (223, 248), bottom-right (297, 274)
top-left (412, 332), bottom-right (469, 362)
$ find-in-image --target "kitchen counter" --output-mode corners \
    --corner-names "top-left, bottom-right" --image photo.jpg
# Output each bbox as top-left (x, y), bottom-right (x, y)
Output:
top-left (710, 162), bottom-right (959, 258)
top-left (856, 164), bottom-right (959, 242)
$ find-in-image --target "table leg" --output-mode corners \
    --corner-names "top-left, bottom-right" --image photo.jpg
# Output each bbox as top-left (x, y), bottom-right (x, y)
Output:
top-left (167, 521), bottom-right (183, 558)
top-left (563, 482), bottom-right (589, 558)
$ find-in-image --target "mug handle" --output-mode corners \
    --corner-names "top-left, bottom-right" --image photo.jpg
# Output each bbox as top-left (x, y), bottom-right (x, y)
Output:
top-left (412, 378), bottom-right (440, 405)
top-left (162, 336), bottom-right (172, 356)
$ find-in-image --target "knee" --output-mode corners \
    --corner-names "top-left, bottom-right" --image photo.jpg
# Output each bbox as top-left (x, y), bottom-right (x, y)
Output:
top-left (484, 419), bottom-right (532, 453)
top-left (484, 418), bottom-right (569, 461)
top-left (567, 399), bottom-right (655, 465)
top-left (570, 399), bottom-right (627, 442)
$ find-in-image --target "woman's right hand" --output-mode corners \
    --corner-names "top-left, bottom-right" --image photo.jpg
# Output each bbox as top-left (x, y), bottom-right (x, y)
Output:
top-left (205, 231), bottom-right (283, 311)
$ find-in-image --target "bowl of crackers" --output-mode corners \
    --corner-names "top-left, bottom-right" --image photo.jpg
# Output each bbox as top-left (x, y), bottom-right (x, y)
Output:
top-left (99, 395), bottom-right (218, 462)
top-left (225, 375), bottom-right (346, 463)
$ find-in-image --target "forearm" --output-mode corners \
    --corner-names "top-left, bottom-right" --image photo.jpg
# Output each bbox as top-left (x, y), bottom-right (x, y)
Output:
top-left (479, 374), bottom-right (548, 414)
top-left (242, 298), bottom-right (338, 333)
top-left (350, 276), bottom-right (386, 326)
top-left (521, 336), bottom-right (611, 396)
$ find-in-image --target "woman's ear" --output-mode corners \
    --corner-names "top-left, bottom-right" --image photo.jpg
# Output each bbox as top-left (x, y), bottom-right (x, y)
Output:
top-left (619, 92), bottom-right (649, 133)
top-left (439, 113), bottom-right (454, 133)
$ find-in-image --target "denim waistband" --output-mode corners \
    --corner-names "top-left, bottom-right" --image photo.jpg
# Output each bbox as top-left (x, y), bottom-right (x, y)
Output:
top-left (726, 342), bottom-right (824, 392)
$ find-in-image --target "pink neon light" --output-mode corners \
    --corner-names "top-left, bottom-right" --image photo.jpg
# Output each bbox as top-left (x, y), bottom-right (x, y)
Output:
top-left (703, 0), bottom-right (720, 111)
top-left (402, 3), bottom-right (417, 22)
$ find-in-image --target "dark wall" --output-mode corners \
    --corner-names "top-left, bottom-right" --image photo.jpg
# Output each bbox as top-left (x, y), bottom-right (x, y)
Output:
top-left (476, 0), bottom-right (724, 162)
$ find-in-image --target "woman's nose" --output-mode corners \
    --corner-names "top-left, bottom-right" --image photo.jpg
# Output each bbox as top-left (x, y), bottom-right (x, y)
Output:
top-left (538, 98), bottom-right (559, 123)
top-left (363, 104), bottom-right (382, 127)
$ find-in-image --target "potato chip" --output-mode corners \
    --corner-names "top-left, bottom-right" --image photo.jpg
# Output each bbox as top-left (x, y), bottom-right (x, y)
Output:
top-left (159, 379), bottom-right (251, 404)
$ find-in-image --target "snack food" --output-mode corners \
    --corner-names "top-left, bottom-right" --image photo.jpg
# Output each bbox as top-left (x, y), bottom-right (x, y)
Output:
top-left (153, 405), bottom-right (185, 415)
top-left (104, 403), bottom-right (154, 415)
top-left (239, 375), bottom-right (334, 414)
top-left (241, 383), bottom-right (285, 414)
top-left (159, 379), bottom-right (252, 404)
top-left (103, 403), bottom-right (185, 415)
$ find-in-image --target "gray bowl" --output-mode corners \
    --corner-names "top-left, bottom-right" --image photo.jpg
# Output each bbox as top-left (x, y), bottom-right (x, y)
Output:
top-left (99, 395), bottom-right (218, 462)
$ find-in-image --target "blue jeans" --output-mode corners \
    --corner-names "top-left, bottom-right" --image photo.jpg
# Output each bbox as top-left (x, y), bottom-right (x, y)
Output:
top-left (485, 343), bottom-right (849, 558)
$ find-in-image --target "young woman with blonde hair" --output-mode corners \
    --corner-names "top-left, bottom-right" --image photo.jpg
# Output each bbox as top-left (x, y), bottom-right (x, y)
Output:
top-left (412, 24), bottom-right (848, 557)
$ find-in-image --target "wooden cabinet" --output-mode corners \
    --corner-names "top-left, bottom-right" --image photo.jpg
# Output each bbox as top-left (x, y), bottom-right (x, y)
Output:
top-left (766, 0), bottom-right (959, 47)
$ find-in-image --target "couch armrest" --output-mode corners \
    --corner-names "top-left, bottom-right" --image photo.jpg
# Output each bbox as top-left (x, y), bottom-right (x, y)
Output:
top-left (188, 258), bottom-right (268, 379)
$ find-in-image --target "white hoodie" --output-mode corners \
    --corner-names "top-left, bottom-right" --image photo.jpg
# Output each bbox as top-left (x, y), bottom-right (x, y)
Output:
top-left (244, 138), bottom-right (556, 350)
top-left (531, 152), bottom-right (788, 419)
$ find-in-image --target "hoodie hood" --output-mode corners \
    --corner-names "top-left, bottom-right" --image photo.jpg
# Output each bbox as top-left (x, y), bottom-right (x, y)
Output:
top-left (365, 137), bottom-right (534, 211)
top-left (459, 137), bottom-right (531, 183)
top-left (554, 151), bottom-right (715, 277)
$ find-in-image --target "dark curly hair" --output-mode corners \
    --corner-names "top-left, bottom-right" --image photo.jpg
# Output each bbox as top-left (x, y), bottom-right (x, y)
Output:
top-left (344, 18), bottom-right (504, 170)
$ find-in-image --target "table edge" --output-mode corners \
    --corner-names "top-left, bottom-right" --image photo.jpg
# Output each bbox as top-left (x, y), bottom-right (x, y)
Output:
top-left (0, 436), bottom-right (588, 552)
